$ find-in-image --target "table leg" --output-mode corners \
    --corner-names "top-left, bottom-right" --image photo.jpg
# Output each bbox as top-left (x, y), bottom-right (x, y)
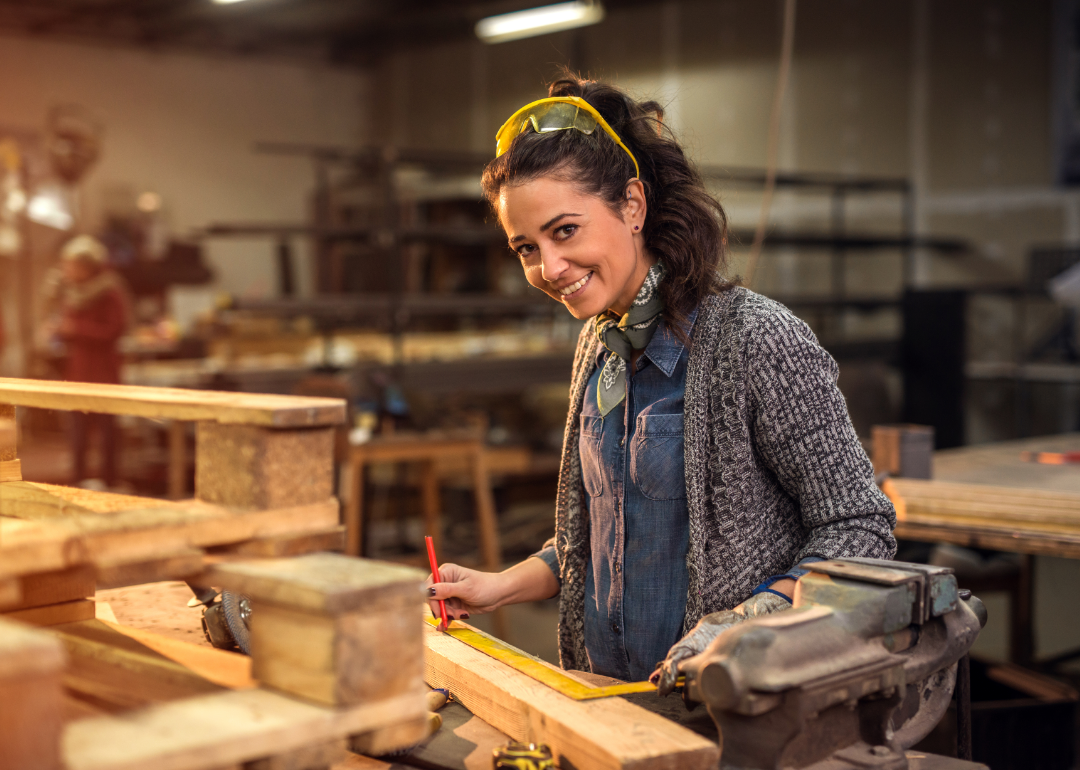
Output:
top-left (1012, 554), bottom-right (1035, 665)
top-left (470, 447), bottom-right (502, 573)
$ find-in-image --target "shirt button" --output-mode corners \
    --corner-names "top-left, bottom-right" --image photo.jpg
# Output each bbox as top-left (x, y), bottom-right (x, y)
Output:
top-left (613, 560), bottom-right (621, 573)
top-left (619, 436), bottom-right (626, 447)
top-left (612, 623), bottom-right (621, 634)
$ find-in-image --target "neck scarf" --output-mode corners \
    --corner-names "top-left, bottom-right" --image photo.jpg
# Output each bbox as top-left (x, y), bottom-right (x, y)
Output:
top-left (594, 262), bottom-right (666, 417)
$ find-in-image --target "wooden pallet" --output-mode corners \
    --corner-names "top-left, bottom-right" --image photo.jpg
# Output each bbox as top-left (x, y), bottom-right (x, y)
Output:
top-left (0, 379), bottom-right (428, 769)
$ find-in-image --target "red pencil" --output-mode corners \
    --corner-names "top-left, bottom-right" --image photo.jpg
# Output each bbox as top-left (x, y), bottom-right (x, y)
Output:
top-left (425, 536), bottom-right (449, 632)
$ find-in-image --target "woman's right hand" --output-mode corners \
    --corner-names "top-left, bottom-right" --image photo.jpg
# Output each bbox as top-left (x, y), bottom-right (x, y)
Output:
top-left (425, 563), bottom-right (513, 621)
top-left (425, 557), bottom-right (560, 624)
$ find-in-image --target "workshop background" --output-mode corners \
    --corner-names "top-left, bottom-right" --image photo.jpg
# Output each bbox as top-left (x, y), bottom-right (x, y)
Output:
top-left (1, 0), bottom-right (1080, 763)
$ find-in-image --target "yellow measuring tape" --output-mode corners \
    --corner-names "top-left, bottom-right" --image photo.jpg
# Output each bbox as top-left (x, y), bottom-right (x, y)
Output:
top-left (425, 616), bottom-right (667, 700)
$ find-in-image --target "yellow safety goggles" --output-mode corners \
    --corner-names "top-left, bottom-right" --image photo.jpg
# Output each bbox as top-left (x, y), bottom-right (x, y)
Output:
top-left (494, 96), bottom-right (640, 179)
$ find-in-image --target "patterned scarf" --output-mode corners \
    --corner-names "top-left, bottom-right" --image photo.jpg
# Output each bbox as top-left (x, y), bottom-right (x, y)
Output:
top-left (594, 262), bottom-right (666, 417)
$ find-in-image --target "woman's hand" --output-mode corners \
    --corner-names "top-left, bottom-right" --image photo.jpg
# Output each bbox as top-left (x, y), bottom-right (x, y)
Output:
top-left (425, 557), bottom-right (560, 625)
top-left (650, 591), bottom-right (792, 696)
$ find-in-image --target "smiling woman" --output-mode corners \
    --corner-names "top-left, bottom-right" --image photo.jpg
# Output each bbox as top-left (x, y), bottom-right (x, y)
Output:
top-left (425, 72), bottom-right (897, 691)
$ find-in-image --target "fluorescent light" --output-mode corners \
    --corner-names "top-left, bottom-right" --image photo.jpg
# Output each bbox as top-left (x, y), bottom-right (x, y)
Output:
top-left (27, 185), bottom-right (73, 231)
top-left (212, 0), bottom-right (252, 5)
top-left (476, 1), bottom-right (604, 44)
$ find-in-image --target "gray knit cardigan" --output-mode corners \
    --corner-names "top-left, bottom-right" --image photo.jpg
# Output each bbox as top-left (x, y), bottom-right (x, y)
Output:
top-left (550, 286), bottom-right (897, 672)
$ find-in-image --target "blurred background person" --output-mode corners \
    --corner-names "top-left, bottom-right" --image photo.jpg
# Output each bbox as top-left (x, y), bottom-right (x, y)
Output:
top-left (44, 235), bottom-right (129, 486)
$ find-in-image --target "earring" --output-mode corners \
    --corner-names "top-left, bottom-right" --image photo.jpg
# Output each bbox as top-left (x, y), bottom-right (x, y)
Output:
top-left (634, 225), bottom-right (640, 231)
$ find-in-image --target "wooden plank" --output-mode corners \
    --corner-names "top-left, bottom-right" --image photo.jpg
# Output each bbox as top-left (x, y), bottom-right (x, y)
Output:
top-left (894, 520), bottom-right (1080, 560)
top-left (0, 517), bottom-right (81, 579)
top-left (94, 549), bottom-right (206, 590)
top-left (3, 599), bottom-right (96, 627)
top-left (195, 423), bottom-right (334, 509)
top-left (0, 404), bottom-right (15, 462)
top-left (0, 458), bottom-right (21, 482)
top-left (0, 378), bottom-right (345, 428)
top-left (0, 619), bottom-right (66, 770)
top-left (205, 554), bottom-right (425, 615)
top-left (51, 619), bottom-right (253, 712)
top-left (0, 482), bottom-right (340, 577)
top-left (422, 622), bottom-right (719, 770)
top-left (212, 526), bottom-right (345, 558)
top-left (55, 619), bottom-right (255, 691)
top-left (6, 565), bottom-right (96, 612)
top-left (246, 740), bottom-right (347, 770)
top-left (62, 687), bottom-right (427, 770)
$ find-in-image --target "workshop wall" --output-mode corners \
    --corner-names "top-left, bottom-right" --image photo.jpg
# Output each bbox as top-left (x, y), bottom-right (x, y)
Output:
top-left (0, 34), bottom-right (371, 312)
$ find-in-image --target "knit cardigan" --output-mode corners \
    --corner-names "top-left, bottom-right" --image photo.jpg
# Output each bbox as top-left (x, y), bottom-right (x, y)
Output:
top-left (550, 286), bottom-right (897, 672)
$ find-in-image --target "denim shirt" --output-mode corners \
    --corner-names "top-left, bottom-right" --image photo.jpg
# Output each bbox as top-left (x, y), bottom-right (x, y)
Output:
top-left (535, 313), bottom-right (694, 681)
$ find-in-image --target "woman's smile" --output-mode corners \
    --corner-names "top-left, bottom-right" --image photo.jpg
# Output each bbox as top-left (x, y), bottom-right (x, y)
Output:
top-left (559, 271), bottom-right (593, 298)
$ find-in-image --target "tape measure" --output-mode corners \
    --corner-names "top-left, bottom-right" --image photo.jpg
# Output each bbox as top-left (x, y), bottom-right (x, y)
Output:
top-left (424, 616), bottom-right (676, 700)
top-left (493, 741), bottom-right (555, 770)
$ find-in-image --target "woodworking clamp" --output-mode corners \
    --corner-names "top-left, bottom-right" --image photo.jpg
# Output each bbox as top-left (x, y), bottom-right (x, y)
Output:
top-left (679, 558), bottom-right (988, 770)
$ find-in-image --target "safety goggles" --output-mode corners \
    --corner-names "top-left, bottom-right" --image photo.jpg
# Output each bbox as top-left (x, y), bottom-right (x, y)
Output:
top-left (494, 96), bottom-right (640, 179)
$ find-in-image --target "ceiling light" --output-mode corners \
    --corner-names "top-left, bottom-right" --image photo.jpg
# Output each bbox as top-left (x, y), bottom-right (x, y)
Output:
top-left (476, 1), bottom-right (604, 44)
top-left (212, 0), bottom-right (252, 5)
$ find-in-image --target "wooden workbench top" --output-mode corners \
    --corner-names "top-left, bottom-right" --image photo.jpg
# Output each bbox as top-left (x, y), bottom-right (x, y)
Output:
top-left (0, 377), bottom-right (345, 427)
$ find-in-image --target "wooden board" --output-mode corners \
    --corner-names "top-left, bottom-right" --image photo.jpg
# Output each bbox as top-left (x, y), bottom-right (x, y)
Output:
top-left (6, 566), bottom-right (96, 612)
top-left (0, 458), bottom-right (21, 482)
top-left (422, 622), bottom-right (719, 770)
top-left (3, 599), bottom-right (97, 627)
top-left (62, 687), bottom-right (426, 770)
top-left (889, 477), bottom-right (1080, 558)
top-left (0, 619), bottom-right (66, 770)
top-left (0, 482), bottom-right (340, 579)
top-left (204, 554), bottom-right (425, 615)
top-left (0, 377), bottom-right (345, 428)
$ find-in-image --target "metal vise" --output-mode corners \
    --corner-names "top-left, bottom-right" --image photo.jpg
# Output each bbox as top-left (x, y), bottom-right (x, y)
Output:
top-left (680, 558), bottom-right (988, 770)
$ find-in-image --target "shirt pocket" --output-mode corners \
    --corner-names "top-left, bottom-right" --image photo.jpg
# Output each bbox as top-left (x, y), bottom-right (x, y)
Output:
top-left (579, 414), bottom-right (604, 497)
top-left (630, 413), bottom-right (686, 500)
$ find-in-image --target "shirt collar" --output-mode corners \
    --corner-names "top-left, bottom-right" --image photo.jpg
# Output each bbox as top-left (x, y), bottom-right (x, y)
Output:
top-left (594, 306), bottom-right (698, 379)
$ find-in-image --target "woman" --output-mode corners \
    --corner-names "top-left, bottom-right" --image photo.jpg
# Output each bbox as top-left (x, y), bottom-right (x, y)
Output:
top-left (427, 75), bottom-right (896, 694)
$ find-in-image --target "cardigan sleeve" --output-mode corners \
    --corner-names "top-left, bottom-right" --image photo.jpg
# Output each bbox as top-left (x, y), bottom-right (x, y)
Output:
top-left (744, 304), bottom-right (897, 564)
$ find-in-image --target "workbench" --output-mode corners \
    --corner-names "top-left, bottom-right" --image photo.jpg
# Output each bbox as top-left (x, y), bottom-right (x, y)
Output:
top-left (891, 432), bottom-right (1080, 665)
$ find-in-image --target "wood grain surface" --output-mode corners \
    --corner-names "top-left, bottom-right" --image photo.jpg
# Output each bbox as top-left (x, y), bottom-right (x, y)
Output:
top-left (0, 377), bottom-right (345, 427)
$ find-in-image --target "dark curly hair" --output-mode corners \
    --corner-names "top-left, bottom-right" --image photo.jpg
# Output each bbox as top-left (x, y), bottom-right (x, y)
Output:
top-left (482, 72), bottom-right (734, 339)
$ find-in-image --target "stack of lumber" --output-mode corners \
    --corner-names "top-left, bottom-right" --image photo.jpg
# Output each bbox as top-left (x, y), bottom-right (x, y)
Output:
top-left (890, 477), bottom-right (1080, 558)
top-left (0, 379), bottom-right (431, 769)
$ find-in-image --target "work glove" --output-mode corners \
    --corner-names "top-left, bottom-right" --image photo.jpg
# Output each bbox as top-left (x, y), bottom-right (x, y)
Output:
top-left (651, 591), bottom-right (792, 697)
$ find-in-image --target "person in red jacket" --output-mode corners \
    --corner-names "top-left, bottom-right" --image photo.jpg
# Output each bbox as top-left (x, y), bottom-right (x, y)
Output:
top-left (53, 235), bottom-right (129, 485)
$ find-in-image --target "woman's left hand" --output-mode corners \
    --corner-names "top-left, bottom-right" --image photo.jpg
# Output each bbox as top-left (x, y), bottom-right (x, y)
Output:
top-left (650, 591), bottom-right (792, 696)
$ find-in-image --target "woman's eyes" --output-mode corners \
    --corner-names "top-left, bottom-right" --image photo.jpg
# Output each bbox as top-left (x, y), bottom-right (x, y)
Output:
top-left (512, 224), bottom-right (578, 258)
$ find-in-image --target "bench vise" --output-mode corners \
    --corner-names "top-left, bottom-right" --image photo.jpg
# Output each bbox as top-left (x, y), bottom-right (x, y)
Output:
top-left (679, 558), bottom-right (988, 770)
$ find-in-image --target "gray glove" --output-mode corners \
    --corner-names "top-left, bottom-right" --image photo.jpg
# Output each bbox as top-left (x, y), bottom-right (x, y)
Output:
top-left (652, 591), bottom-right (792, 696)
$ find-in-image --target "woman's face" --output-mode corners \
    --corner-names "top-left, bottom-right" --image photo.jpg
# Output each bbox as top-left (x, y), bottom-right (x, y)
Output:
top-left (497, 174), bottom-right (651, 319)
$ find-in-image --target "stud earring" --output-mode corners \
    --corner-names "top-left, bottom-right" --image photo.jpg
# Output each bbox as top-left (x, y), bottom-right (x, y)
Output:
top-left (634, 225), bottom-right (640, 231)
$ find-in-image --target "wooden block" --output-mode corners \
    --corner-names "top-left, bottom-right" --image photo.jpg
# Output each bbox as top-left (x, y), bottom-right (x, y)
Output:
top-left (0, 618), bottom-right (66, 770)
top-left (6, 565), bottom-right (95, 612)
top-left (348, 714), bottom-right (431, 757)
top-left (0, 404), bottom-right (15, 462)
top-left (209, 554), bottom-right (425, 708)
top-left (249, 602), bottom-right (424, 707)
top-left (2, 599), bottom-right (96, 626)
top-left (245, 739), bottom-right (346, 770)
top-left (423, 622), bottom-right (719, 770)
top-left (196, 423), bottom-right (335, 509)
top-left (0, 378), bottom-right (345, 428)
top-left (62, 687), bottom-right (426, 770)
top-left (0, 458), bottom-right (21, 482)
top-left (205, 553), bottom-right (425, 615)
